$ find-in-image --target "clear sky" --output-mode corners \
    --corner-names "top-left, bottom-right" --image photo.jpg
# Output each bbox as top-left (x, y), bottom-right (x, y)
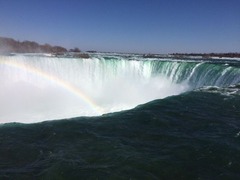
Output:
top-left (0, 0), bottom-right (239, 53)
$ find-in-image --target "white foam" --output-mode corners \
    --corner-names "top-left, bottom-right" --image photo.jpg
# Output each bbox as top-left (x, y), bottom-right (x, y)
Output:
top-left (0, 55), bottom-right (188, 123)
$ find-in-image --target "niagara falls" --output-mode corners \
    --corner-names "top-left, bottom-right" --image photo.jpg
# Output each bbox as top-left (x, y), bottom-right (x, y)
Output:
top-left (0, 0), bottom-right (240, 179)
top-left (1, 53), bottom-right (239, 123)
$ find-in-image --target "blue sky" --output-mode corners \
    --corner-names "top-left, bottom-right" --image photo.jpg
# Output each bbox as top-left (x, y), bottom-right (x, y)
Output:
top-left (0, 0), bottom-right (239, 53)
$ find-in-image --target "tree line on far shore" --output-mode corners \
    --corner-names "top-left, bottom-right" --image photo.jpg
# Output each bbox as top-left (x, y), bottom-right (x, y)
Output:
top-left (171, 53), bottom-right (240, 58)
top-left (1, 36), bottom-right (239, 58)
top-left (0, 37), bottom-right (81, 54)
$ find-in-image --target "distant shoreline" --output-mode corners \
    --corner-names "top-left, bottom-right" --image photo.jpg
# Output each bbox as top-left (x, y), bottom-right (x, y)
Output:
top-left (1, 36), bottom-right (240, 59)
top-left (0, 36), bottom-right (83, 54)
top-left (142, 53), bottom-right (240, 60)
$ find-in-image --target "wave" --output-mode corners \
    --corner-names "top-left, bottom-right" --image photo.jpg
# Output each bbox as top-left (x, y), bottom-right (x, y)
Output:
top-left (1, 87), bottom-right (240, 179)
top-left (0, 54), bottom-right (239, 123)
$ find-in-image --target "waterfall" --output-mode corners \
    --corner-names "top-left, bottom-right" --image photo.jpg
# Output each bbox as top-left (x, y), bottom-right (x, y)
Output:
top-left (0, 54), bottom-right (239, 123)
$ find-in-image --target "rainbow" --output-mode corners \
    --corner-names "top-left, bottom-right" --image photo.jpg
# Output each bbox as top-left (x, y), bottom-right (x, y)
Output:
top-left (0, 56), bottom-right (103, 115)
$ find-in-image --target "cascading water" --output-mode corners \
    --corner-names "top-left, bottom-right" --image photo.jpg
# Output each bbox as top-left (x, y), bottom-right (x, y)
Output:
top-left (0, 54), bottom-right (239, 123)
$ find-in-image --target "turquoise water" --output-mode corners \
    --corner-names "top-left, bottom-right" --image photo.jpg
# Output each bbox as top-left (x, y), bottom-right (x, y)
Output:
top-left (0, 54), bottom-right (240, 179)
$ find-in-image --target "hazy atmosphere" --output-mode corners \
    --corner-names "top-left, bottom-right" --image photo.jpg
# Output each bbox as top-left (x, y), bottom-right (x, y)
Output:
top-left (0, 0), bottom-right (239, 53)
top-left (1, 1), bottom-right (240, 179)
